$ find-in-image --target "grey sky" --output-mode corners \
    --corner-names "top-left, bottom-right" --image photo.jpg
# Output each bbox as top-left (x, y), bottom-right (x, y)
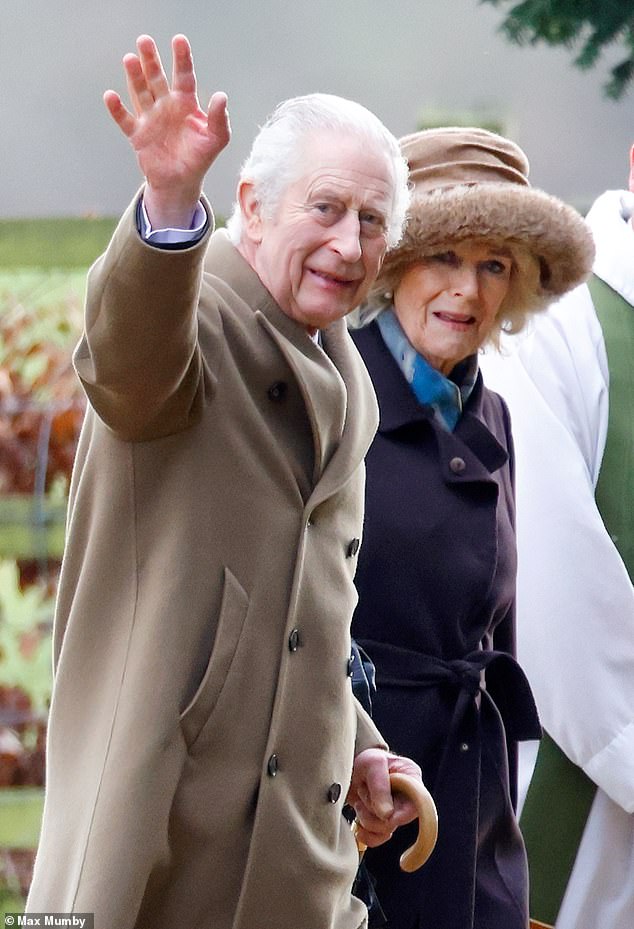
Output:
top-left (2, 0), bottom-right (632, 219)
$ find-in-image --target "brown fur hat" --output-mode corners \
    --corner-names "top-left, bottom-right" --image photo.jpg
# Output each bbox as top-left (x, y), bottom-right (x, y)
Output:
top-left (379, 127), bottom-right (595, 308)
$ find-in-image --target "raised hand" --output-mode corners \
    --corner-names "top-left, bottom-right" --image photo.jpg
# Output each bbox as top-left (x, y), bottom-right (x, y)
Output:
top-left (104, 34), bottom-right (231, 228)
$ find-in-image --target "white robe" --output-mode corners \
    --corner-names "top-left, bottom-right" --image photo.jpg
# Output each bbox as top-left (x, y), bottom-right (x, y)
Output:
top-left (480, 189), bottom-right (634, 929)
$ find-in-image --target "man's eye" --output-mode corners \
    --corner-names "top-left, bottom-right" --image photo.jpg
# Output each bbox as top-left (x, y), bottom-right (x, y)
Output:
top-left (314, 203), bottom-right (337, 216)
top-left (360, 212), bottom-right (386, 237)
top-left (359, 211), bottom-right (382, 226)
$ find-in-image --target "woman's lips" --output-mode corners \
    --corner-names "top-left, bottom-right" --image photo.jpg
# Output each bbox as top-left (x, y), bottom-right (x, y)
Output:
top-left (434, 311), bottom-right (476, 329)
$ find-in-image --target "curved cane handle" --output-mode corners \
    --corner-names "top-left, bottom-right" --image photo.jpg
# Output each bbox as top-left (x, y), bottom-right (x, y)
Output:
top-left (389, 772), bottom-right (438, 872)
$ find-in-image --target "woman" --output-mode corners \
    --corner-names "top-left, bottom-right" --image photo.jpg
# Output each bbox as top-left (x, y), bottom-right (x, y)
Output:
top-left (349, 128), bottom-right (594, 929)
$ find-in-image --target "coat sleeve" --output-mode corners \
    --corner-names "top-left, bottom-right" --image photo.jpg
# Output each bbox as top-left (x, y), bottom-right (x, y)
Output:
top-left (481, 289), bottom-right (634, 813)
top-left (73, 189), bottom-right (220, 441)
top-left (354, 698), bottom-right (388, 756)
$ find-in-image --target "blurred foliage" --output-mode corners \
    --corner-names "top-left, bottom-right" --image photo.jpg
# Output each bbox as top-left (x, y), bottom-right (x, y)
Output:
top-left (0, 562), bottom-right (53, 716)
top-left (482, 0), bottom-right (634, 99)
top-left (0, 269), bottom-right (83, 907)
top-left (0, 272), bottom-right (85, 501)
top-left (0, 272), bottom-right (80, 782)
top-left (0, 560), bottom-right (53, 906)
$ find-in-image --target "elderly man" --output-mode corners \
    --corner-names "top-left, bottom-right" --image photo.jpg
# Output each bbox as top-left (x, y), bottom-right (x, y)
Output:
top-left (26, 34), bottom-right (422, 929)
top-left (481, 147), bottom-right (634, 928)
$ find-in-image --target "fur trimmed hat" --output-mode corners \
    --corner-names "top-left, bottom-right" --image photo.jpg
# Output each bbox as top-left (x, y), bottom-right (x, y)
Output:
top-left (379, 127), bottom-right (595, 306)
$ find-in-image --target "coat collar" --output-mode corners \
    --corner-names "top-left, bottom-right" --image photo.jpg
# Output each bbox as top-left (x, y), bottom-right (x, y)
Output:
top-left (351, 321), bottom-right (508, 479)
top-left (205, 231), bottom-right (379, 500)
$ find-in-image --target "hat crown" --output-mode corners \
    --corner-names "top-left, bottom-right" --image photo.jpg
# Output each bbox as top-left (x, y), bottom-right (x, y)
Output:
top-left (401, 127), bottom-right (530, 194)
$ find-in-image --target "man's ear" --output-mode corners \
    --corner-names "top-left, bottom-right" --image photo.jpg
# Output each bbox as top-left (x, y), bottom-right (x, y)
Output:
top-left (629, 144), bottom-right (634, 194)
top-left (238, 181), bottom-right (263, 243)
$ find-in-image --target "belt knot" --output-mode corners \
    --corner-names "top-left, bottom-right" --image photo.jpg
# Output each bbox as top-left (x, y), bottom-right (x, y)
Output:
top-left (448, 658), bottom-right (483, 696)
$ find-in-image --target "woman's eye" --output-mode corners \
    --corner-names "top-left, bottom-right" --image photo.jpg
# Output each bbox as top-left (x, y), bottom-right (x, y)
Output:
top-left (485, 259), bottom-right (510, 275)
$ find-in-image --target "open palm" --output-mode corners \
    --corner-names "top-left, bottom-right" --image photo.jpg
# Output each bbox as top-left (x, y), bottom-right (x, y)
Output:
top-left (104, 35), bottom-right (230, 218)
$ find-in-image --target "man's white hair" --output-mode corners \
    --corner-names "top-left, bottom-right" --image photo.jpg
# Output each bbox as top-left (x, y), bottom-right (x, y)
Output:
top-left (225, 93), bottom-right (409, 248)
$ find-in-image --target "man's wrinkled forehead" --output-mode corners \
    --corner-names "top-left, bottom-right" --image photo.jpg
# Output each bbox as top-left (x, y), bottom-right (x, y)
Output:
top-left (293, 128), bottom-right (396, 199)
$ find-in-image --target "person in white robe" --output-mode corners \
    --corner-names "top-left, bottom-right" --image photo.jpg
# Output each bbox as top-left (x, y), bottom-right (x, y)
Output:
top-left (480, 146), bottom-right (634, 929)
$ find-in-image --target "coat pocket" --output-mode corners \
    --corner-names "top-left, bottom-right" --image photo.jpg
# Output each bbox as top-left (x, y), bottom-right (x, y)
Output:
top-left (179, 566), bottom-right (249, 749)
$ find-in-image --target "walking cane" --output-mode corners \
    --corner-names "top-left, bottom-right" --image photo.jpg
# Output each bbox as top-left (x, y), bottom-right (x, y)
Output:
top-left (355, 771), bottom-right (438, 872)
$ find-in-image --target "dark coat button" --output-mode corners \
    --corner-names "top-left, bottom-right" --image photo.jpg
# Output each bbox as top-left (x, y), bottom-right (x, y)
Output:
top-left (288, 628), bottom-right (301, 652)
top-left (347, 654), bottom-right (355, 677)
top-left (267, 754), bottom-right (279, 776)
top-left (327, 782), bottom-right (342, 803)
top-left (346, 538), bottom-right (360, 558)
top-left (267, 381), bottom-right (288, 402)
top-left (449, 456), bottom-right (466, 474)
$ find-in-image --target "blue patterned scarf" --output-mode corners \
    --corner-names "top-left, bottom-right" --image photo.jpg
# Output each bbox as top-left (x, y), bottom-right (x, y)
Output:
top-left (376, 308), bottom-right (478, 431)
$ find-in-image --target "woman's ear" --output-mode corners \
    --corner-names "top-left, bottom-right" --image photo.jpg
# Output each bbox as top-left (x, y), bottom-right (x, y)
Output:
top-left (238, 181), bottom-right (263, 244)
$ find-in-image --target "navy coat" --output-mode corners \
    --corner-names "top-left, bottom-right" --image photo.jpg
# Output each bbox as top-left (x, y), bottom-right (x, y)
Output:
top-left (351, 322), bottom-right (540, 929)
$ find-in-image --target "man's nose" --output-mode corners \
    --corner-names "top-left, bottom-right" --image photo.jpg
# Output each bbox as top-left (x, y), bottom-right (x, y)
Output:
top-left (331, 210), bottom-right (363, 262)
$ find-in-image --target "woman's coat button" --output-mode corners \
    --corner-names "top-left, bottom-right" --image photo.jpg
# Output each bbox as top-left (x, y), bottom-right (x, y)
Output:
top-left (449, 456), bottom-right (466, 474)
top-left (327, 783), bottom-right (342, 803)
top-left (267, 754), bottom-right (279, 776)
top-left (288, 629), bottom-right (301, 652)
top-left (267, 381), bottom-right (288, 402)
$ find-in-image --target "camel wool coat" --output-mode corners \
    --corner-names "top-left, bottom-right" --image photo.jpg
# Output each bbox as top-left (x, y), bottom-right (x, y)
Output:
top-left (27, 196), bottom-right (385, 929)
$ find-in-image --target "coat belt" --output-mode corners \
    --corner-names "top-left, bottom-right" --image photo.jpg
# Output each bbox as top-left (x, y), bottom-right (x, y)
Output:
top-left (356, 639), bottom-right (541, 929)
top-left (356, 639), bottom-right (541, 743)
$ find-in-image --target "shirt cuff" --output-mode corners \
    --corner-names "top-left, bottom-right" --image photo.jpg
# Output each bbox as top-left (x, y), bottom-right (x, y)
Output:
top-left (138, 198), bottom-right (208, 245)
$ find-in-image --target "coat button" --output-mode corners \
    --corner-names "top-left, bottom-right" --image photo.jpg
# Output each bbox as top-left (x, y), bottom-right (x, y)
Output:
top-left (347, 653), bottom-right (355, 677)
top-left (449, 456), bottom-right (466, 474)
top-left (288, 628), bottom-right (301, 652)
top-left (327, 782), bottom-right (342, 803)
top-left (346, 538), bottom-right (360, 558)
top-left (267, 754), bottom-right (279, 776)
top-left (267, 381), bottom-right (287, 402)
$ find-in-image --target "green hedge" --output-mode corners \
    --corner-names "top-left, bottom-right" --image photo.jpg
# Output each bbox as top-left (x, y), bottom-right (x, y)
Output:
top-left (0, 218), bottom-right (118, 270)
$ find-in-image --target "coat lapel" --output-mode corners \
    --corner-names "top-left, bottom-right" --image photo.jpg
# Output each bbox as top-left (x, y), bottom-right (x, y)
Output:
top-left (205, 231), bottom-right (378, 501)
top-left (309, 321), bottom-right (379, 507)
top-left (255, 313), bottom-right (346, 481)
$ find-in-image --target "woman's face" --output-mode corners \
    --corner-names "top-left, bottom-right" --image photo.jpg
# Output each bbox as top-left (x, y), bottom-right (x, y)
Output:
top-left (392, 241), bottom-right (513, 376)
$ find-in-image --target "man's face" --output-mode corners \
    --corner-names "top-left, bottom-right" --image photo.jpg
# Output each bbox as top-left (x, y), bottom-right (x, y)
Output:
top-left (243, 130), bottom-right (394, 332)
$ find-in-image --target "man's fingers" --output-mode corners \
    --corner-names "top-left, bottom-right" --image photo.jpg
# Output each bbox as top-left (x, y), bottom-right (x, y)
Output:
top-left (207, 92), bottom-right (231, 149)
top-left (171, 34), bottom-right (197, 96)
top-left (103, 90), bottom-right (136, 137)
top-left (123, 53), bottom-right (155, 115)
top-left (366, 771), bottom-right (394, 820)
top-left (354, 821), bottom-right (394, 849)
top-left (136, 34), bottom-right (170, 99)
